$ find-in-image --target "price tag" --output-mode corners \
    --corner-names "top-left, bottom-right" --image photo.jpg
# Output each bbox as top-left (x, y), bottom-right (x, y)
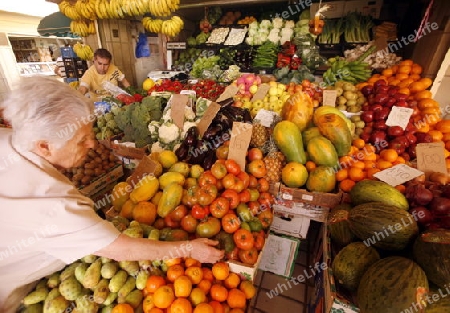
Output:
top-left (126, 156), bottom-right (158, 187)
top-left (322, 90), bottom-right (337, 107)
top-left (170, 94), bottom-right (189, 129)
top-left (374, 164), bottom-right (424, 186)
top-left (216, 85), bottom-right (239, 102)
top-left (385, 106), bottom-right (414, 130)
top-left (227, 122), bottom-right (253, 171)
top-left (197, 102), bottom-right (221, 137)
top-left (416, 142), bottom-right (447, 174)
top-left (254, 109), bottom-right (278, 127)
top-left (375, 37), bottom-right (388, 52)
top-left (251, 84), bottom-right (270, 101)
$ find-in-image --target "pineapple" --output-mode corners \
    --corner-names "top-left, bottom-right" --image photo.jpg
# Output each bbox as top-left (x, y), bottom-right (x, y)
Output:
top-left (263, 138), bottom-right (286, 183)
top-left (250, 120), bottom-right (268, 148)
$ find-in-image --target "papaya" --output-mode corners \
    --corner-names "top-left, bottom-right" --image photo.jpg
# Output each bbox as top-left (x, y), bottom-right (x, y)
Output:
top-left (281, 91), bottom-right (314, 131)
top-left (313, 106), bottom-right (353, 133)
top-left (111, 182), bottom-right (132, 211)
top-left (129, 175), bottom-right (159, 203)
top-left (306, 166), bottom-right (336, 193)
top-left (306, 136), bottom-right (338, 166)
top-left (301, 126), bottom-right (322, 148)
top-left (273, 120), bottom-right (307, 164)
top-left (316, 113), bottom-right (352, 157)
top-left (157, 182), bottom-right (183, 217)
top-left (158, 172), bottom-right (186, 190)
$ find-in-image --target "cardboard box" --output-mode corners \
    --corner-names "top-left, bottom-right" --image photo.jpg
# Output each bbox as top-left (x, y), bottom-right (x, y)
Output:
top-left (227, 245), bottom-right (265, 282)
top-left (79, 164), bottom-right (124, 197)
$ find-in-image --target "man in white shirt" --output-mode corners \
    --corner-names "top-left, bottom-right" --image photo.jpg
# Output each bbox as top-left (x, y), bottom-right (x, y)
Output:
top-left (0, 76), bottom-right (223, 313)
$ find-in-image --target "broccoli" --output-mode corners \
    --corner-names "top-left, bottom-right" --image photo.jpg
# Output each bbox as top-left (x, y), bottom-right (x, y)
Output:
top-left (96, 116), bottom-right (106, 128)
top-left (114, 106), bottom-right (132, 130)
top-left (106, 120), bottom-right (117, 129)
top-left (104, 112), bottom-right (114, 122)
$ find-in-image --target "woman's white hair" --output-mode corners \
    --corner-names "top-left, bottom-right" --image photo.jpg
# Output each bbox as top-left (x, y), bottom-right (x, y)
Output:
top-left (1, 76), bottom-right (94, 151)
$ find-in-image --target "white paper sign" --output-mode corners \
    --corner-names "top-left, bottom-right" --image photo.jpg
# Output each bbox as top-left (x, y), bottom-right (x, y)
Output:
top-left (374, 164), bottom-right (424, 186)
top-left (258, 234), bottom-right (300, 277)
top-left (385, 106), bottom-right (414, 130)
top-left (322, 90), bottom-right (337, 107)
top-left (254, 109), bottom-right (278, 127)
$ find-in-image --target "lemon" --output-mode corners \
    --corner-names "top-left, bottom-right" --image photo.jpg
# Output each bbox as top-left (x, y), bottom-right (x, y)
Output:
top-left (142, 78), bottom-right (155, 91)
top-left (158, 150), bottom-right (178, 169)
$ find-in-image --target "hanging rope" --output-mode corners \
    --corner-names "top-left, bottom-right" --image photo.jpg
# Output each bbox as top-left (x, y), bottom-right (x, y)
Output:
top-left (414, 0), bottom-right (434, 42)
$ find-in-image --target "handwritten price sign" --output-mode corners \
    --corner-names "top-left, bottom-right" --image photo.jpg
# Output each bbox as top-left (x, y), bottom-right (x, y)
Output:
top-left (416, 142), bottom-right (447, 174)
top-left (385, 106), bottom-right (413, 130)
top-left (374, 164), bottom-right (424, 186)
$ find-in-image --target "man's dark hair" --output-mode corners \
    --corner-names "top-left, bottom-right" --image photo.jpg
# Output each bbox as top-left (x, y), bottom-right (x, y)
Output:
top-left (94, 48), bottom-right (112, 60)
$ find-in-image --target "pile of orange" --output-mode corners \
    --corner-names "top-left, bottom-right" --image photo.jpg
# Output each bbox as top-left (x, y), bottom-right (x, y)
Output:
top-left (137, 259), bottom-right (256, 313)
top-left (335, 139), bottom-right (408, 193)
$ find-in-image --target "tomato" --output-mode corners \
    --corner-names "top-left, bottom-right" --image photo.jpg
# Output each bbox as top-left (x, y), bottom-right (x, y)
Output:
top-left (238, 247), bottom-right (259, 265)
top-left (209, 197), bottom-right (230, 218)
top-left (198, 171), bottom-right (217, 187)
top-left (253, 231), bottom-right (265, 251)
top-left (154, 217), bottom-right (165, 229)
top-left (221, 189), bottom-right (240, 209)
top-left (258, 192), bottom-right (274, 211)
top-left (164, 214), bottom-right (181, 228)
top-left (221, 213), bottom-right (241, 234)
top-left (258, 210), bottom-right (273, 229)
top-left (196, 217), bottom-right (221, 238)
top-left (238, 189), bottom-right (251, 203)
top-left (248, 218), bottom-right (263, 232)
top-left (192, 204), bottom-right (209, 220)
top-left (183, 185), bottom-right (199, 207)
top-left (247, 160), bottom-right (267, 178)
top-left (168, 205), bottom-right (188, 222)
top-left (211, 162), bottom-right (228, 179)
top-left (225, 159), bottom-right (241, 175)
top-left (248, 175), bottom-right (258, 189)
top-left (236, 203), bottom-right (253, 222)
top-left (237, 172), bottom-right (250, 189)
top-left (216, 145), bottom-right (229, 160)
top-left (181, 214), bottom-right (198, 233)
top-left (233, 229), bottom-right (254, 251)
top-left (222, 174), bottom-right (245, 193)
top-left (257, 178), bottom-right (270, 193)
top-left (196, 184), bottom-right (218, 206)
top-left (248, 201), bottom-right (261, 216)
top-left (247, 189), bottom-right (260, 202)
top-left (247, 148), bottom-right (263, 161)
top-left (226, 246), bottom-right (239, 261)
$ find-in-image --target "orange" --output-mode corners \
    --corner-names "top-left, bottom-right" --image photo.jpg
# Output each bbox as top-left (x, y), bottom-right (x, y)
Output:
top-left (364, 144), bottom-right (377, 153)
top-left (201, 268), bottom-right (215, 282)
top-left (132, 201), bottom-right (157, 225)
top-left (339, 155), bottom-right (354, 169)
top-left (167, 265), bottom-right (185, 283)
top-left (228, 310), bottom-right (245, 313)
top-left (212, 262), bottom-right (230, 281)
top-left (398, 87), bottom-right (410, 96)
top-left (418, 98), bottom-right (440, 110)
top-left (398, 78), bottom-right (414, 88)
top-left (184, 258), bottom-right (202, 268)
top-left (185, 266), bottom-right (204, 285)
top-left (389, 78), bottom-right (401, 86)
top-left (395, 73), bottom-right (409, 81)
top-left (398, 65), bottom-right (412, 75)
top-left (419, 77), bottom-right (433, 89)
top-left (210, 284), bottom-right (229, 302)
top-left (416, 122), bottom-right (430, 133)
top-left (226, 289), bottom-right (246, 309)
top-left (395, 185), bottom-right (406, 194)
top-left (112, 304), bottom-right (134, 313)
top-left (380, 149), bottom-right (398, 163)
top-left (197, 279), bottom-right (212, 294)
top-left (382, 68), bottom-right (393, 77)
top-left (148, 309), bottom-right (164, 313)
top-left (153, 285), bottom-right (175, 309)
top-left (414, 90), bottom-right (432, 100)
top-left (120, 200), bottom-right (135, 219)
top-left (376, 159), bottom-right (393, 170)
top-left (409, 74), bottom-right (421, 81)
top-left (305, 160), bottom-right (317, 172)
top-left (165, 258), bottom-right (182, 267)
top-left (170, 298), bottom-right (193, 313)
top-left (352, 160), bottom-right (365, 169)
top-left (446, 141), bottom-right (450, 151)
top-left (208, 301), bottom-right (225, 313)
top-left (446, 158), bottom-right (450, 169)
top-left (174, 275), bottom-right (193, 298)
top-left (339, 179), bottom-right (356, 192)
top-left (364, 160), bottom-right (376, 169)
top-left (366, 168), bottom-right (381, 179)
top-left (193, 303), bottom-right (214, 313)
top-left (400, 59), bottom-right (413, 66)
top-left (348, 167), bottom-right (365, 181)
top-left (362, 152), bottom-right (377, 161)
top-left (145, 275), bottom-right (167, 294)
top-left (428, 130), bottom-right (444, 142)
top-left (224, 273), bottom-right (241, 289)
top-left (239, 281), bottom-right (256, 299)
top-left (409, 81), bottom-right (427, 93)
top-left (391, 64), bottom-right (399, 74)
top-left (352, 138), bottom-right (365, 149)
top-left (411, 64), bottom-right (423, 75)
top-left (143, 294), bottom-right (156, 313)
top-left (335, 168), bottom-right (348, 182)
top-left (349, 145), bottom-right (359, 156)
top-left (393, 156), bottom-right (406, 165)
top-left (189, 287), bottom-right (208, 307)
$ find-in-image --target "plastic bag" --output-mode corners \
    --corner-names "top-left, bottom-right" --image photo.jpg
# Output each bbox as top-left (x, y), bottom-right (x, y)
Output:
top-left (135, 32), bottom-right (151, 58)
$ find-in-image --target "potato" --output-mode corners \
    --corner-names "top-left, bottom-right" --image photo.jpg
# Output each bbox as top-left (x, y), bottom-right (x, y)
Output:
top-left (84, 169), bottom-right (95, 176)
top-left (81, 176), bottom-right (91, 186)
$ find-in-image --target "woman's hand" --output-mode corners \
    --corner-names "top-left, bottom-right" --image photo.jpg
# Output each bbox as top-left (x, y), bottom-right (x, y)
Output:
top-left (189, 238), bottom-right (224, 263)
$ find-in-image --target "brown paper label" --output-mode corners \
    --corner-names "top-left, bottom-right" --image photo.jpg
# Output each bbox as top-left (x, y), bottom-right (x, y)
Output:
top-left (322, 90), bottom-right (337, 107)
top-left (170, 94), bottom-right (189, 129)
top-left (216, 85), bottom-right (239, 102)
top-left (416, 142), bottom-right (447, 174)
top-left (197, 102), bottom-right (221, 137)
top-left (227, 122), bottom-right (253, 171)
top-left (375, 37), bottom-right (388, 52)
top-left (251, 84), bottom-right (270, 101)
top-left (127, 156), bottom-right (158, 187)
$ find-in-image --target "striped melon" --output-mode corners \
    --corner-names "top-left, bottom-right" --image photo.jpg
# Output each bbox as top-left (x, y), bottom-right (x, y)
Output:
top-left (357, 256), bottom-right (429, 313)
top-left (413, 229), bottom-right (450, 289)
top-left (425, 290), bottom-right (450, 312)
top-left (348, 202), bottom-right (419, 250)
top-left (328, 203), bottom-right (355, 247)
top-left (332, 242), bottom-right (380, 291)
top-left (350, 180), bottom-right (409, 210)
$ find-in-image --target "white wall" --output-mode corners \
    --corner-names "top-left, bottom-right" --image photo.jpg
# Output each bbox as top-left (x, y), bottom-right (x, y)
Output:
top-left (0, 11), bottom-right (42, 36)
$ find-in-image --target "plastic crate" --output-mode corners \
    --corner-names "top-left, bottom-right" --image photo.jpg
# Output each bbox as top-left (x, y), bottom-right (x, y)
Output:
top-left (61, 46), bottom-right (76, 58)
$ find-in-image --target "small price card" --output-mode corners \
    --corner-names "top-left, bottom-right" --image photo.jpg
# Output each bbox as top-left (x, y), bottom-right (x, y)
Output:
top-left (374, 163), bottom-right (424, 186)
top-left (322, 90), bottom-right (337, 107)
top-left (227, 122), bottom-right (253, 171)
top-left (254, 109), bottom-right (278, 127)
top-left (170, 94), bottom-right (189, 129)
top-left (416, 142), bottom-right (447, 174)
top-left (216, 85), bottom-right (239, 102)
top-left (196, 102), bottom-right (221, 137)
top-left (385, 106), bottom-right (414, 130)
top-left (251, 84), bottom-right (270, 101)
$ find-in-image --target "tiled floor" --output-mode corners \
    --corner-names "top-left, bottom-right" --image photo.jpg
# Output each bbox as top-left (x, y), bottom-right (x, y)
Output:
top-left (246, 221), bottom-right (322, 313)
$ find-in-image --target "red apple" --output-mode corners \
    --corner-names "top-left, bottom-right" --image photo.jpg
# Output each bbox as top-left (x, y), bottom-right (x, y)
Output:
top-left (385, 97), bottom-right (397, 108)
top-left (416, 132), bottom-right (433, 143)
top-left (375, 93), bottom-right (389, 104)
top-left (387, 126), bottom-right (404, 137)
top-left (395, 100), bottom-right (408, 108)
top-left (360, 132), bottom-right (371, 143)
top-left (370, 131), bottom-right (387, 145)
top-left (361, 85), bottom-right (374, 97)
top-left (394, 93), bottom-right (408, 101)
top-left (405, 132), bottom-right (417, 145)
top-left (407, 143), bottom-right (417, 158)
top-left (371, 103), bottom-right (383, 112)
top-left (361, 111), bottom-right (374, 123)
top-left (373, 120), bottom-right (388, 130)
top-left (374, 107), bottom-right (390, 120)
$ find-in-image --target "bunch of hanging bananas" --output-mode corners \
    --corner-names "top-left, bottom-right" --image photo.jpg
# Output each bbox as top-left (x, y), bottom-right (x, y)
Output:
top-left (74, 0), bottom-right (97, 20)
top-left (73, 43), bottom-right (94, 61)
top-left (149, 0), bottom-right (180, 17)
top-left (142, 17), bottom-right (163, 33)
top-left (161, 16), bottom-right (184, 38)
top-left (58, 0), bottom-right (82, 21)
top-left (95, 0), bottom-right (155, 19)
top-left (70, 20), bottom-right (96, 37)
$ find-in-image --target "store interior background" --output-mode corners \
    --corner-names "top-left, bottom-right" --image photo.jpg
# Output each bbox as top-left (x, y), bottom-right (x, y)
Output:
top-left (0, 0), bottom-right (449, 108)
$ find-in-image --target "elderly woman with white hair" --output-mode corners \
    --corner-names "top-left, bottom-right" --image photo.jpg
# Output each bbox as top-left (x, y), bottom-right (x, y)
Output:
top-left (0, 76), bottom-right (223, 313)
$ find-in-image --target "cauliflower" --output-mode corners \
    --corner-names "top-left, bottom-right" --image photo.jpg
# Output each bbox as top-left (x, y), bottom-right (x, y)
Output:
top-left (158, 122), bottom-right (180, 145)
top-left (151, 141), bottom-right (164, 153)
top-left (284, 20), bottom-right (295, 29)
top-left (260, 20), bottom-right (272, 29)
top-left (272, 17), bottom-right (284, 29)
top-left (184, 106), bottom-right (196, 121)
top-left (161, 107), bottom-right (172, 122)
